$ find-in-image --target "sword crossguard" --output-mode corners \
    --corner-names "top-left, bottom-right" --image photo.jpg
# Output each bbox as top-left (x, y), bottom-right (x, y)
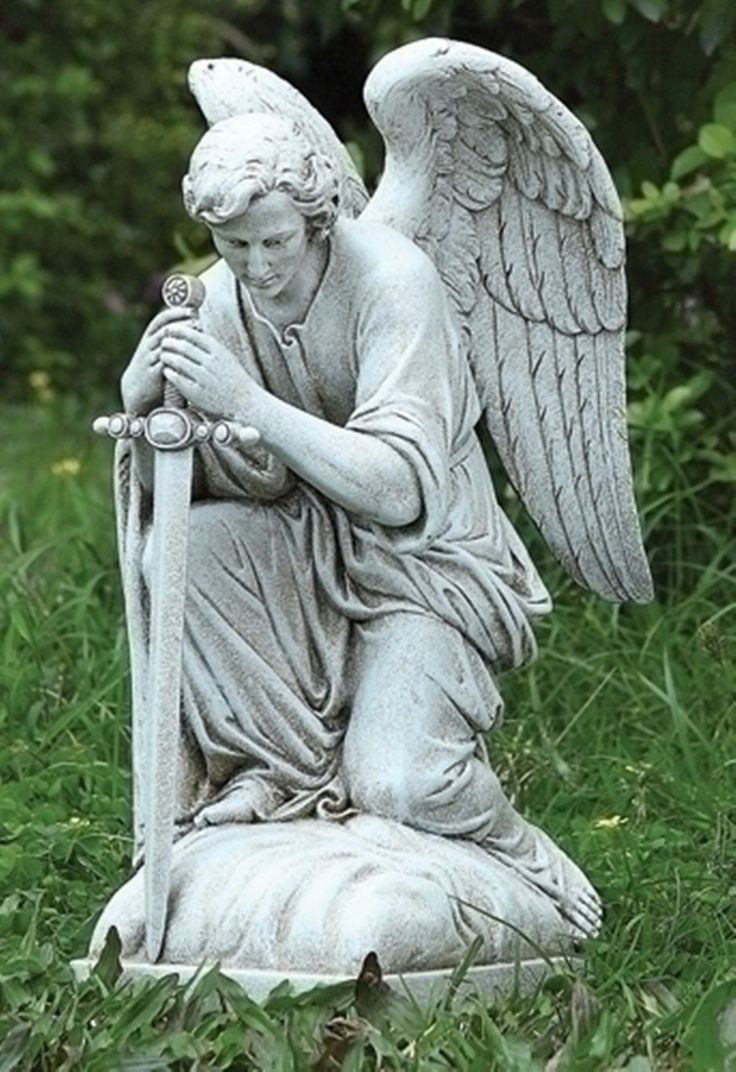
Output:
top-left (92, 409), bottom-right (260, 450)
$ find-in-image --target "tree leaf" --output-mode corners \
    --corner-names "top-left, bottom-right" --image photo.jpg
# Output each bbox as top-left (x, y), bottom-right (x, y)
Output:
top-left (698, 123), bottom-right (736, 158)
top-left (0, 1025), bottom-right (32, 1072)
top-left (630, 0), bottom-right (664, 21)
top-left (662, 230), bottom-right (687, 252)
top-left (714, 83), bottom-right (736, 130)
top-left (602, 0), bottom-right (627, 25)
top-left (698, 0), bottom-right (736, 55)
top-left (91, 924), bottom-right (123, 990)
top-left (411, 0), bottom-right (434, 18)
top-left (671, 146), bottom-right (708, 181)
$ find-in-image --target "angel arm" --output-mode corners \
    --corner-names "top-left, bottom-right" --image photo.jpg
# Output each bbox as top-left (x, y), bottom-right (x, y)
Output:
top-left (250, 247), bottom-right (459, 534)
top-left (162, 235), bottom-right (458, 532)
top-left (242, 392), bottom-right (422, 526)
top-left (161, 324), bottom-right (422, 526)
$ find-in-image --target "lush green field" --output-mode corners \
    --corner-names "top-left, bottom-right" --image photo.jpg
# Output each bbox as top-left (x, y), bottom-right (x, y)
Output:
top-left (0, 393), bottom-right (734, 1070)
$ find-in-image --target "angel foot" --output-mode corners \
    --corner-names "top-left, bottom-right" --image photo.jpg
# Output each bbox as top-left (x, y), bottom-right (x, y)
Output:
top-left (482, 820), bottom-right (602, 939)
top-left (192, 783), bottom-right (269, 828)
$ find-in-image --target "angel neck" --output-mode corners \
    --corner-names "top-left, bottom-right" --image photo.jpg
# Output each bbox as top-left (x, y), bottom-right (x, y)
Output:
top-left (245, 238), bottom-right (330, 333)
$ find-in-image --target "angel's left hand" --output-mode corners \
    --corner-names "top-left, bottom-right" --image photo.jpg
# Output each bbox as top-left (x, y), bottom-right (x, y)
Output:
top-left (160, 323), bottom-right (258, 419)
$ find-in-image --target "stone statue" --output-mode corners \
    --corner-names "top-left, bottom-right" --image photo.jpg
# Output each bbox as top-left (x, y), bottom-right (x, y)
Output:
top-left (83, 38), bottom-right (651, 995)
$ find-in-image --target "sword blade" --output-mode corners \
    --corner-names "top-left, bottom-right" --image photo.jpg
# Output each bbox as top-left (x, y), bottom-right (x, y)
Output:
top-left (144, 445), bottom-right (193, 962)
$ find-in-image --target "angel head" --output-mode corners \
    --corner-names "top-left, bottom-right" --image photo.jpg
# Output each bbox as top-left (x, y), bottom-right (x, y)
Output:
top-left (182, 114), bottom-right (339, 299)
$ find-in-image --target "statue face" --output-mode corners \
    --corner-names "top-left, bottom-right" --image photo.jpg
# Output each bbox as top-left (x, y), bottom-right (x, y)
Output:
top-left (209, 191), bottom-right (310, 300)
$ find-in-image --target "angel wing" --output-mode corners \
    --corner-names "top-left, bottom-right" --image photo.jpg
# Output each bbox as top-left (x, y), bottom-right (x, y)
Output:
top-left (363, 38), bottom-right (652, 603)
top-left (188, 58), bottom-right (369, 218)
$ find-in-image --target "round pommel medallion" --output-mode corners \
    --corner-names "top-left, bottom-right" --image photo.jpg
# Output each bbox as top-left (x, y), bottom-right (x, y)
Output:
top-left (145, 407), bottom-right (193, 450)
top-left (161, 273), bottom-right (206, 311)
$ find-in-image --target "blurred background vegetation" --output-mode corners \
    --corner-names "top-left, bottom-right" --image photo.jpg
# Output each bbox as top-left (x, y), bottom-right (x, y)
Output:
top-left (2, 0), bottom-right (735, 580)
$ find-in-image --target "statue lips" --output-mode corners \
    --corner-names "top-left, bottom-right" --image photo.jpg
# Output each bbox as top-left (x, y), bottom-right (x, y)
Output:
top-left (247, 276), bottom-right (279, 290)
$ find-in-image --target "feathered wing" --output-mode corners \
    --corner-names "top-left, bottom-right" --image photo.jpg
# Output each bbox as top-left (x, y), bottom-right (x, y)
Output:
top-left (363, 38), bottom-right (652, 603)
top-left (188, 58), bottom-right (369, 218)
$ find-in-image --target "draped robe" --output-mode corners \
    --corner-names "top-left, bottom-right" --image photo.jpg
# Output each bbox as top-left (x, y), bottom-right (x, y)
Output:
top-left (115, 217), bottom-right (552, 857)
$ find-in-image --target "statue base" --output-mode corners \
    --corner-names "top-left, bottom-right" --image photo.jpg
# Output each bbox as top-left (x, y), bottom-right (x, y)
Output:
top-left (82, 814), bottom-right (595, 984)
top-left (70, 955), bottom-right (582, 1003)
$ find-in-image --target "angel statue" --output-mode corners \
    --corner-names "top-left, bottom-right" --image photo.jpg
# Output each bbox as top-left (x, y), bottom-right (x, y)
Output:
top-left (83, 38), bottom-right (651, 993)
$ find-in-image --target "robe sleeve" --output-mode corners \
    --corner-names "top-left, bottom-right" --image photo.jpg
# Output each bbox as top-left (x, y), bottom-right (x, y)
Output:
top-left (345, 250), bottom-right (468, 552)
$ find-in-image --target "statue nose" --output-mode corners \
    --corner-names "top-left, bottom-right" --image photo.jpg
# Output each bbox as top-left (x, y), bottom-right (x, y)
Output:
top-left (247, 246), bottom-right (268, 276)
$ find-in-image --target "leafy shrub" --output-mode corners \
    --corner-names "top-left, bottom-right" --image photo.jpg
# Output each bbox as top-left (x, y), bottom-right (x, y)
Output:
top-left (0, 1), bottom-right (223, 398)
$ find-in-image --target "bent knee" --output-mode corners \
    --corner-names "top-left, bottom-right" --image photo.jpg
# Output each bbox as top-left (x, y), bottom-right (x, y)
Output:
top-left (184, 499), bottom-right (270, 578)
top-left (348, 767), bottom-right (418, 824)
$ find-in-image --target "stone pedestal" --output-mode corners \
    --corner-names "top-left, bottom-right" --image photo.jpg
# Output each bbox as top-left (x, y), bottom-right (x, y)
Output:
top-left (77, 814), bottom-right (585, 997)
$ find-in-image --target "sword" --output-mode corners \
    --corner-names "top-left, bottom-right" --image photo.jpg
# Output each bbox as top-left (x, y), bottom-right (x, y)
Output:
top-left (94, 273), bottom-right (258, 961)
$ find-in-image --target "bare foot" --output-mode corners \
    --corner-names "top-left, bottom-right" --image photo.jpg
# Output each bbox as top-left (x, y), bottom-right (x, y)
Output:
top-left (192, 785), bottom-right (261, 828)
top-left (483, 819), bottom-right (603, 938)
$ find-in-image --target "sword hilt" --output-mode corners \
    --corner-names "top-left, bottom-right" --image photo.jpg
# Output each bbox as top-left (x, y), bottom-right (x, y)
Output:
top-left (161, 273), bottom-right (202, 413)
top-left (93, 273), bottom-right (260, 449)
top-left (163, 380), bottom-right (185, 410)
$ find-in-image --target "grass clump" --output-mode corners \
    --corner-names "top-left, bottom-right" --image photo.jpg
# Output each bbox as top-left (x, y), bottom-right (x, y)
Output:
top-left (0, 395), bottom-right (734, 1068)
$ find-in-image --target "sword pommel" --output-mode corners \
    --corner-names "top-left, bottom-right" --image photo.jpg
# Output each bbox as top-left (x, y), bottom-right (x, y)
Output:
top-left (161, 273), bottom-right (206, 311)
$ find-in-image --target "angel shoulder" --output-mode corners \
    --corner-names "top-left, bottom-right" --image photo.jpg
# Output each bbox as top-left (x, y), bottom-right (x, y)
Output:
top-left (335, 216), bottom-right (446, 299)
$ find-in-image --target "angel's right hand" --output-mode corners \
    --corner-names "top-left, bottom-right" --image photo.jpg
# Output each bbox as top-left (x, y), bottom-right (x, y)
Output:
top-left (120, 306), bottom-right (193, 414)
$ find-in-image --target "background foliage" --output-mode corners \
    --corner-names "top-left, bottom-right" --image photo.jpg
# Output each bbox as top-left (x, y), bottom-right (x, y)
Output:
top-left (1, 0), bottom-right (734, 1066)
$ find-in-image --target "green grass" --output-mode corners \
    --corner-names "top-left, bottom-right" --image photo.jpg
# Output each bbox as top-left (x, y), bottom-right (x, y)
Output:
top-left (0, 397), bottom-right (734, 1069)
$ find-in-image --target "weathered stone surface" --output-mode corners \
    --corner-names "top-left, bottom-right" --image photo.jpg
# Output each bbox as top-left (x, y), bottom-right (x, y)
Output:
top-left (90, 816), bottom-right (584, 974)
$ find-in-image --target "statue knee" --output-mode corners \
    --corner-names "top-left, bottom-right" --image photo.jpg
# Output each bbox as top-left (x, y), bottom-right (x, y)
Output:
top-left (185, 500), bottom-right (268, 579)
top-left (347, 763), bottom-right (419, 825)
top-left (184, 502), bottom-right (226, 578)
top-left (142, 507), bottom-right (220, 588)
top-left (345, 738), bottom-right (501, 837)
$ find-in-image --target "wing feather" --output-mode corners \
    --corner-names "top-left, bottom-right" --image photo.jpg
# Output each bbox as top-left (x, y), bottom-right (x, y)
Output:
top-left (363, 38), bottom-right (652, 602)
top-left (500, 186), bottom-right (547, 322)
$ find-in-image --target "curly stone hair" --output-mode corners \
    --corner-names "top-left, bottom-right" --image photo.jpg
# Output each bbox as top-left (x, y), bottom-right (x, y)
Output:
top-left (182, 114), bottom-right (340, 240)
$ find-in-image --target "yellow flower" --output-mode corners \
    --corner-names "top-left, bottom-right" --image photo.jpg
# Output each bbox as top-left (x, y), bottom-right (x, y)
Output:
top-left (51, 457), bottom-right (82, 477)
top-left (29, 369), bottom-right (56, 403)
top-left (593, 814), bottom-right (629, 830)
top-left (29, 370), bottom-right (51, 390)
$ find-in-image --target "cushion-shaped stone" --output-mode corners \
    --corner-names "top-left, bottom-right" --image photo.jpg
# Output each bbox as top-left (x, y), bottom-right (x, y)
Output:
top-left (90, 815), bottom-right (580, 975)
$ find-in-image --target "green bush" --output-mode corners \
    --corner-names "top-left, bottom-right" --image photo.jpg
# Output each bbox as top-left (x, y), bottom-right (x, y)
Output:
top-left (0, 1), bottom-right (223, 398)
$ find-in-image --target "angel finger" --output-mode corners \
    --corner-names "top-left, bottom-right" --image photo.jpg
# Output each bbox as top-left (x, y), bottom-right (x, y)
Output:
top-left (146, 307), bottom-right (192, 335)
top-left (150, 318), bottom-right (200, 346)
top-left (164, 323), bottom-right (212, 353)
top-left (163, 364), bottom-right (197, 385)
top-left (160, 339), bottom-right (207, 365)
top-left (162, 354), bottom-right (212, 387)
